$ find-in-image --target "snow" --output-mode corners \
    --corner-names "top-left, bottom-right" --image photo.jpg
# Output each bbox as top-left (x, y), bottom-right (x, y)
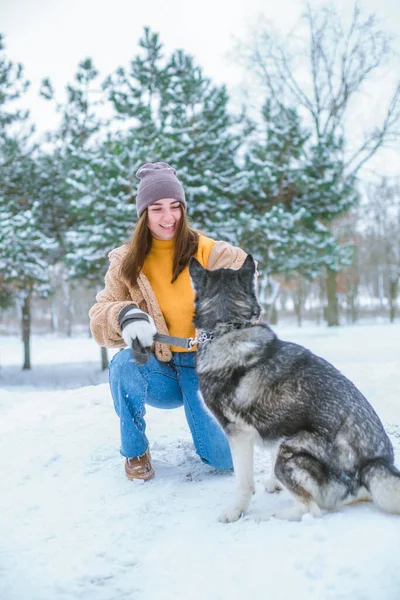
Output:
top-left (1, 322), bottom-right (400, 600)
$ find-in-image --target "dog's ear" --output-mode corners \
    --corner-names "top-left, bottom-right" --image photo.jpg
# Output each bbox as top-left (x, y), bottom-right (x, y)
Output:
top-left (239, 254), bottom-right (257, 289)
top-left (189, 257), bottom-right (206, 290)
top-left (240, 254), bottom-right (256, 275)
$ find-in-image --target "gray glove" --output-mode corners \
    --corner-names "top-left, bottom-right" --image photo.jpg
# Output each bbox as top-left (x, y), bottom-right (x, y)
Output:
top-left (118, 306), bottom-right (157, 365)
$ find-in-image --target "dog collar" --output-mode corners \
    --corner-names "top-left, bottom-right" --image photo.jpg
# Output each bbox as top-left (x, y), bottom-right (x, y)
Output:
top-left (154, 332), bottom-right (197, 349)
top-left (153, 321), bottom-right (256, 350)
top-left (195, 330), bottom-right (215, 345)
top-left (154, 330), bottom-right (214, 349)
top-left (197, 322), bottom-right (256, 344)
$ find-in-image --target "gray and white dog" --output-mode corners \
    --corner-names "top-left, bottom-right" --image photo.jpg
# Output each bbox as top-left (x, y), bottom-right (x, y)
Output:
top-left (189, 254), bottom-right (400, 522)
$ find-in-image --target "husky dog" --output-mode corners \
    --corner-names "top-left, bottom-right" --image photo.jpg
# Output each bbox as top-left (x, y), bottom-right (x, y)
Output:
top-left (189, 255), bottom-right (400, 522)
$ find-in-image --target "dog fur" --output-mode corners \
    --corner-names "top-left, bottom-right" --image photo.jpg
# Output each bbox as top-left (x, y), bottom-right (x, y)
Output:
top-left (189, 254), bottom-right (400, 522)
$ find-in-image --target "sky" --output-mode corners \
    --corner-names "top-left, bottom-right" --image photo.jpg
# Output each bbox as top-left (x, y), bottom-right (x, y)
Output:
top-left (1, 322), bottom-right (400, 599)
top-left (1, 0), bottom-right (399, 175)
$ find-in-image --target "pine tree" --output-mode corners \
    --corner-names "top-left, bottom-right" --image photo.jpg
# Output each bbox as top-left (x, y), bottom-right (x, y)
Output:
top-left (239, 101), bottom-right (309, 213)
top-left (39, 56), bottom-right (103, 245)
top-left (0, 139), bottom-right (56, 369)
top-left (0, 201), bottom-right (56, 368)
top-left (68, 27), bottom-right (169, 274)
top-left (160, 48), bottom-right (250, 238)
top-left (105, 28), bottom-right (250, 239)
top-left (239, 3), bottom-right (399, 324)
top-left (0, 36), bottom-right (56, 368)
top-left (238, 102), bottom-right (352, 283)
top-left (39, 58), bottom-right (105, 336)
top-left (65, 134), bottom-right (135, 282)
top-left (103, 27), bottom-right (166, 162)
top-left (293, 136), bottom-right (357, 223)
top-left (0, 34), bottom-right (30, 130)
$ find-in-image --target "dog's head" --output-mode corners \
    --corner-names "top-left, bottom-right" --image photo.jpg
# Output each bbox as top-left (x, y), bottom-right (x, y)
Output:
top-left (189, 254), bottom-right (261, 332)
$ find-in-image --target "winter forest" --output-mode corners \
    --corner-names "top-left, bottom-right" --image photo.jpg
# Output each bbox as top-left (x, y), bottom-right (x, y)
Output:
top-left (1, 3), bottom-right (400, 599)
top-left (1, 2), bottom-right (400, 371)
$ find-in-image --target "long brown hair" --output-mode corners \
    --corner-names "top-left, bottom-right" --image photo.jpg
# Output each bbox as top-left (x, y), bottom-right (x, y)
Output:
top-left (120, 207), bottom-right (199, 286)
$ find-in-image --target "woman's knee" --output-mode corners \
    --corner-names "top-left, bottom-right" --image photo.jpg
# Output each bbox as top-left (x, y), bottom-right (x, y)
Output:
top-left (109, 348), bottom-right (133, 371)
top-left (109, 349), bottom-right (144, 411)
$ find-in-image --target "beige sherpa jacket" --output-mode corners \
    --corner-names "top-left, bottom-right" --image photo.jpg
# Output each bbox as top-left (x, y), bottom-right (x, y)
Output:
top-left (89, 239), bottom-right (247, 362)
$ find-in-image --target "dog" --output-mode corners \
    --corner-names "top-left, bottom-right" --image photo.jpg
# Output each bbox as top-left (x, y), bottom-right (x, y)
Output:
top-left (189, 254), bottom-right (400, 522)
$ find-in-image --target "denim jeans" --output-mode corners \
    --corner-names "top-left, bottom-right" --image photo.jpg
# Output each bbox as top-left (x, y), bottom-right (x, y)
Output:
top-left (108, 349), bottom-right (233, 470)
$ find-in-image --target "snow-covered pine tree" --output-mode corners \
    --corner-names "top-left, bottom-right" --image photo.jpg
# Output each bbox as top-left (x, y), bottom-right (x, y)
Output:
top-left (39, 57), bottom-right (103, 250)
top-left (238, 102), bottom-right (346, 276)
top-left (298, 137), bottom-right (358, 325)
top-left (293, 136), bottom-right (357, 222)
top-left (39, 58), bottom-right (105, 336)
top-left (103, 27), bottom-right (167, 163)
top-left (105, 28), bottom-right (250, 240)
top-left (0, 34), bottom-right (30, 130)
top-left (0, 37), bottom-right (56, 368)
top-left (61, 60), bottom-right (137, 367)
top-left (0, 201), bottom-right (56, 368)
top-left (239, 102), bottom-right (309, 214)
top-left (65, 133), bottom-right (135, 282)
top-left (239, 3), bottom-right (398, 325)
top-left (159, 48), bottom-right (250, 239)
top-left (74, 26), bottom-right (170, 271)
top-left (0, 139), bottom-right (56, 369)
top-left (235, 102), bottom-right (355, 321)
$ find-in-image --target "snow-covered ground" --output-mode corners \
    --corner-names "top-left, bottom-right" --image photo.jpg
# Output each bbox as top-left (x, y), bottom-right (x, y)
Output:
top-left (1, 322), bottom-right (400, 600)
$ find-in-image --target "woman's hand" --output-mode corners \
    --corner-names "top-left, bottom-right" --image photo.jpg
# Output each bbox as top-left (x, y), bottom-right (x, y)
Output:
top-left (118, 307), bottom-right (157, 364)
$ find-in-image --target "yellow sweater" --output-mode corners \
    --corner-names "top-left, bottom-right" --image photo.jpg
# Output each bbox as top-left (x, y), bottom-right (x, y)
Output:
top-left (142, 234), bottom-right (216, 352)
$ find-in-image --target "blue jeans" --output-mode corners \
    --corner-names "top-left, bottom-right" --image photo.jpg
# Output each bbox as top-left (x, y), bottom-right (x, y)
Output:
top-left (108, 349), bottom-right (233, 470)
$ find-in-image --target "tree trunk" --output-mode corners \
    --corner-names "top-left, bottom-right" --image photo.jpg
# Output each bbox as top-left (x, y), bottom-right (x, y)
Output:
top-left (294, 278), bottom-right (304, 328)
top-left (346, 281), bottom-right (359, 324)
top-left (101, 347), bottom-right (109, 371)
top-left (50, 292), bottom-right (59, 333)
top-left (378, 269), bottom-right (385, 309)
top-left (389, 278), bottom-right (398, 323)
top-left (259, 274), bottom-right (280, 324)
top-left (350, 291), bottom-right (358, 324)
top-left (62, 275), bottom-right (73, 337)
top-left (326, 268), bottom-right (339, 326)
top-left (317, 276), bottom-right (325, 325)
top-left (270, 305), bottom-right (278, 325)
top-left (348, 247), bottom-right (359, 324)
top-left (22, 294), bottom-right (31, 370)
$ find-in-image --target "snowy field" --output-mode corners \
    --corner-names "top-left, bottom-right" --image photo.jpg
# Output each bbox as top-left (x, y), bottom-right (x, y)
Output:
top-left (1, 321), bottom-right (400, 600)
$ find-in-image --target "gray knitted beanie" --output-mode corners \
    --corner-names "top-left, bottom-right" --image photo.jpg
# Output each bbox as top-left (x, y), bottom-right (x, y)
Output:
top-left (135, 162), bottom-right (187, 217)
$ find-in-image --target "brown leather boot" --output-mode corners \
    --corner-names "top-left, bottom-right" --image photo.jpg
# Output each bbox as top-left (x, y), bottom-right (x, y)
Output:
top-left (125, 449), bottom-right (155, 481)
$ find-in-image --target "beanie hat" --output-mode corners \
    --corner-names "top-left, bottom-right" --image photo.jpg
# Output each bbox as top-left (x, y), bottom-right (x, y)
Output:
top-left (135, 162), bottom-right (187, 217)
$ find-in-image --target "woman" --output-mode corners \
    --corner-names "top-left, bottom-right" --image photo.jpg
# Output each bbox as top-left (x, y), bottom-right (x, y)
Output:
top-left (89, 162), bottom-right (247, 481)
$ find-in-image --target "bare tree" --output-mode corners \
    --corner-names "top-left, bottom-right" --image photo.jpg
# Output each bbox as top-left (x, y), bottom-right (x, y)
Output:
top-left (360, 179), bottom-right (400, 322)
top-left (237, 1), bottom-right (400, 325)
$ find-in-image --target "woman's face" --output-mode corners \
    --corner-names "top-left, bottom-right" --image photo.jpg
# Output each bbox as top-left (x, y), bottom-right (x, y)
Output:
top-left (147, 198), bottom-right (182, 240)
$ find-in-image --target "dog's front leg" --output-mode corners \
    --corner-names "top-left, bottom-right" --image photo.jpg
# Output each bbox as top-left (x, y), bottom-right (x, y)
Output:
top-left (219, 433), bottom-right (255, 523)
top-left (265, 446), bottom-right (283, 493)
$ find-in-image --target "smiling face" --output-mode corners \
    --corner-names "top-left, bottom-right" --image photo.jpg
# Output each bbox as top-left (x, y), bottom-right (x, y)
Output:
top-left (147, 198), bottom-right (183, 240)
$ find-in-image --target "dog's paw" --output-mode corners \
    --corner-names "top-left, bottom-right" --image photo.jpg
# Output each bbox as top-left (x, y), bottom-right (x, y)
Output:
top-left (272, 502), bottom-right (321, 522)
top-left (218, 506), bottom-right (244, 523)
top-left (264, 477), bottom-right (283, 493)
top-left (272, 505), bottom-right (305, 521)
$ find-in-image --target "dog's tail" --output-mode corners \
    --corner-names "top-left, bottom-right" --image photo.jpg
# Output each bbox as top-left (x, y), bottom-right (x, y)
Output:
top-left (361, 459), bottom-right (400, 515)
